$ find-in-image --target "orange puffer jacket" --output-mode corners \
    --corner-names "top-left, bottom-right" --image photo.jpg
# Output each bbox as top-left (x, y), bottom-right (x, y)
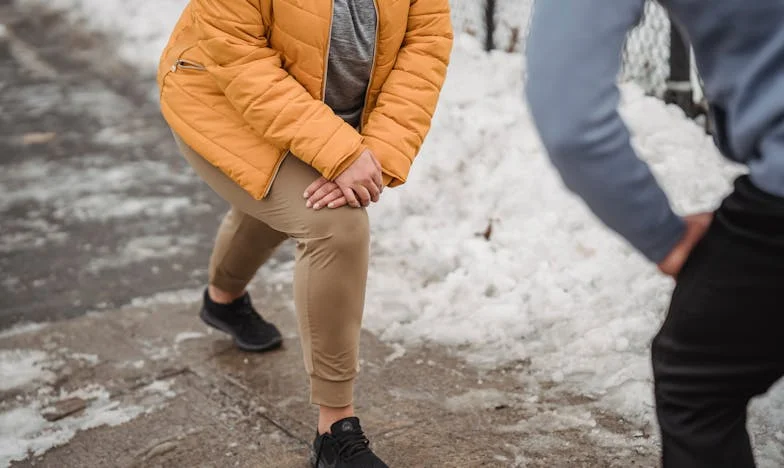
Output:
top-left (158, 0), bottom-right (453, 199)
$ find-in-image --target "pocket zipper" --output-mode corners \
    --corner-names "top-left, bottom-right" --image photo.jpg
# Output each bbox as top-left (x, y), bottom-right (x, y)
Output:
top-left (171, 59), bottom-right (206, 72)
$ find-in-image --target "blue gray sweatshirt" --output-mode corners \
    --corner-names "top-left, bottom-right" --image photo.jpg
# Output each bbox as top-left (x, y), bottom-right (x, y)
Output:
top-left (525, 0), bottom-right (784, 262)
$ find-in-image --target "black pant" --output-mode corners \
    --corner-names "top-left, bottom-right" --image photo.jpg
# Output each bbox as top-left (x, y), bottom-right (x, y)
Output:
top-left (652, 176), bottom-right (784, 468)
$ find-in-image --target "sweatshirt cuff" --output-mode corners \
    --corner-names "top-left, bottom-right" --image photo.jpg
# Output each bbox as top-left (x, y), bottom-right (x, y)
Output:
top-left (641, 214), bottom-right (687, 264)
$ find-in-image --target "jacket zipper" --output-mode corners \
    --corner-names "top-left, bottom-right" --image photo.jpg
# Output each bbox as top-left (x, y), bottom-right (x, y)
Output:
top-left (320, 0), bottom-right (335, 101)
top-left (360, 0), bottom-right (380, 132)
top-left (263, 150), bottom-right (290, 198)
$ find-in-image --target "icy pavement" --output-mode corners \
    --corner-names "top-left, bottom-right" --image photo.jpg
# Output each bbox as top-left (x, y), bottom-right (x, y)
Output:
top-left (0, 3), bottom-right (296, 327)
top-left (0, 282), bottom-right (660, 467)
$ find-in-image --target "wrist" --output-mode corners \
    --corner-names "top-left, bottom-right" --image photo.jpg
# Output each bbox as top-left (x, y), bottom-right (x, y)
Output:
top-left (332, 144), bottom-right (368, 180)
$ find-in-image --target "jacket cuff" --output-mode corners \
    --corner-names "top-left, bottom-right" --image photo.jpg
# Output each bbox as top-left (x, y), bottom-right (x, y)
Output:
top-left (329, 143), bottom-right (366, 181)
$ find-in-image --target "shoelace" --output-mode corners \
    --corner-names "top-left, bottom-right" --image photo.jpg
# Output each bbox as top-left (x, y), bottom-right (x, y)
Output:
top-left (236, 297), bottom-right (265, 321)
top-left (335, 431), bottom-right (371, 460)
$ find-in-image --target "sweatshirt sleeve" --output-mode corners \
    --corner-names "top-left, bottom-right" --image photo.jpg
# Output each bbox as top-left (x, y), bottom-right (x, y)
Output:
top-left (525, 0), bottom-right (685, 263)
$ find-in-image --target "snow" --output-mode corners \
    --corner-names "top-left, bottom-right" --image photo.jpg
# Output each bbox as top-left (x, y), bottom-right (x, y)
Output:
top-left (87, 235), bottom-right (200, 273)
top-left (0, 218), bottom-right (68, 254)
top-left (0, 347), bottom-right (177, 466)
top-left (143, 380), bottom-right (177, 399)
top-left (366, 38), bottom-right (741, 428)
top-left (444, 389), bottom-right (509, 413)
top-left (16, 0), bottom-right (189, 71)
top-left (383, 343), bottom-right (406, 364)
top-left (174, 331), bottom-right (205, 344)
top-left (7, 1), bottom-right (783, 466)
top-left (0, 157), bottom-right (207, 222)
top-left (69, 353), bottom-right (101, 365)
top-left (368, 36), bottom-right (778, 463)
top-left (0, 386), bottom-right (145, 466)
top-left (0, 350), bottom-right (55, 392)
top-left (0, 322), bottom-right (47, 339)
top-left (128, 287), bottom-right (203, 308)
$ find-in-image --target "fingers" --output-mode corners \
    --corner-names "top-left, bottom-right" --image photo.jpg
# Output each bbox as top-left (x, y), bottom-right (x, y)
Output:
top-left (688, 212), bottom-right (714, 229)
top-left (312, 189), bottom-right (344, 210)
top-left (352, 184), bottom-right (372, 207)
top-left (332, 149), bottom-right (384, 207)
top-left (371, 168), bottom-right (383, 193)
top-left (367, 179), bottom-right (381, 203)
top-left (303, 177), bottom-right (330, 199)
top-left (658, 212), bottom-right (714, 277)
top-left (307, 182), bottom-right (339, 208)
top-left (327, 196), bottom-right (347, 209)
top-left (341, 186), bottom-right (361, 208)
top-left (369, 153), bottom-right (384, 192)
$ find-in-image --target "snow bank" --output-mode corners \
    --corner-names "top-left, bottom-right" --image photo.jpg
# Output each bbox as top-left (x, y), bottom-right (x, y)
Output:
top-left (367, 37), bottom-right (740, 422)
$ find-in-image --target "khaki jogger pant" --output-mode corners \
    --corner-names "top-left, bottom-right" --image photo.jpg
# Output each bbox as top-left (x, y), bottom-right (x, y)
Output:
top-left (172, 133), bottom-right (369, 408)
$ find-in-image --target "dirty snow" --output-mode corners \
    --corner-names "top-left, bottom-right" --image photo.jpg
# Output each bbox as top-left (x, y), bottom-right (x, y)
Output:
top-left (0, 347), bottom-right (176, 466)
top-left (0, 385), bottom-right (145, 466)
top-left (0, 218), bottom-right (68, 253)
top-left (444, 389), bottom-right (510, 413)
top-left (69, 353), bottom-right (100, 365)
top-left (0, 350), bottom-right (55, 392)
top-left (128, 287), bottom-right (203, 308)
top-left (87, 235), bottom-right (201, 273)
top-left (383, 343), bottom-right (407, 364)
top-left (143, 380), bottom-right (178, 399)
top-left (15, 0), bottom-right (189, 70)
top-left (0, 157), bottom-right (207, 222)
top-left (174, 331), bottom-right (205, 344)
top-left (0, 322), bottom-right (47, 339)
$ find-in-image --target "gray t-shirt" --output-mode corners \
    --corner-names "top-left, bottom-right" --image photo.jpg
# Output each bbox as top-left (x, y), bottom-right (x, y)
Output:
top-left (324, 0), bottom-right (378, 129)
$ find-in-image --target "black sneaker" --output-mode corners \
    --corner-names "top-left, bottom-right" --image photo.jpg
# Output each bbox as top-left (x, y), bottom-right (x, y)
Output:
top-left (199, 289), bottom-right (283, 352)
top-left (311, 417), bottom-right (388, 468)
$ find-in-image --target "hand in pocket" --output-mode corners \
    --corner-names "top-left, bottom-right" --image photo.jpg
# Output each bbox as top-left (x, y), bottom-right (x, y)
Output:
top-left (658, 213), bottom-right (714, 278)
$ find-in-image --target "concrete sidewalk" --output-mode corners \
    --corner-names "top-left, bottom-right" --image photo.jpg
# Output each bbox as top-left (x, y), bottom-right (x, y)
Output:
top-left (1, 281), bottom-right (657, 468)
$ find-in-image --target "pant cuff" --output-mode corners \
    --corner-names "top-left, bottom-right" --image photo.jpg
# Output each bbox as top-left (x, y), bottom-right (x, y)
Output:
top-left (310, 375), bottom-right (355, 408)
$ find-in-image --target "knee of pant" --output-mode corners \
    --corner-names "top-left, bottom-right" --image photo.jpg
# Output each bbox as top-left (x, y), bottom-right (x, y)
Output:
top-left (308, 207), bottom-right (370, 253)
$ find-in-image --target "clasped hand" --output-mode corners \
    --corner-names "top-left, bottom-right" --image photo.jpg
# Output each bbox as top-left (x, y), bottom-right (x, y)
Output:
top-left (303, 149), bottom-right (383, 210)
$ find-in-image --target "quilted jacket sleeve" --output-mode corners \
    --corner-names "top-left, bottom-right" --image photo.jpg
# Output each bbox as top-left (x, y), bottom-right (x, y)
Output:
top-left (362, 0), bottom-right (454, 187)
top-left (191, 0), bottom-right (364, 180)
